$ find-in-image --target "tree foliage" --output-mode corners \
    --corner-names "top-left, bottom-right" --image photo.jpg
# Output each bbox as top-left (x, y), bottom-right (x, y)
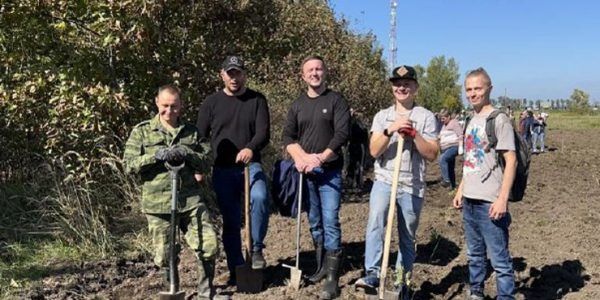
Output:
top-left (414, 56), bottom-right (462, 113)
top-left (0, 0), bottom-right (389, 179)
top-left (569, 88), bottom-right (590, 113)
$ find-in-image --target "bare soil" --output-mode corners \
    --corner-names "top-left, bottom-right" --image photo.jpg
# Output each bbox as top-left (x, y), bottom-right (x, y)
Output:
top-left (23, 129), bottom-right (600, 299)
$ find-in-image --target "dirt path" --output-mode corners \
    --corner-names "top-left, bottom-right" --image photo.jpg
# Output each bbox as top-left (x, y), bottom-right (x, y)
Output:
top-left (25, 128), bottom-right (600, 299)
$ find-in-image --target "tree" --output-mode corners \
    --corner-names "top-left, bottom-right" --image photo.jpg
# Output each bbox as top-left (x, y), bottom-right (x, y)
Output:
top-left (569, 88), bottom-right (590, 112)
top-left (415, 56), bottom-right (462, 113)
top-left (0, 0), bottom-right (390, 175)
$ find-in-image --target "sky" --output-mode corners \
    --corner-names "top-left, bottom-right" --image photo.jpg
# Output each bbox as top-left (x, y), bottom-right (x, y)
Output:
top-left (329, 0), bottom-right (600, 103)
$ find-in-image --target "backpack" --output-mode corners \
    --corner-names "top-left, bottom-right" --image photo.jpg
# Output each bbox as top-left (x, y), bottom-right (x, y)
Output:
top-left (465, 110), bottom-right (531, 202)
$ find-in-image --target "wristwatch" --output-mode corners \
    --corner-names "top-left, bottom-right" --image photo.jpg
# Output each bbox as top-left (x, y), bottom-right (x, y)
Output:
top-left (383, 128), bottom-right (393, 137)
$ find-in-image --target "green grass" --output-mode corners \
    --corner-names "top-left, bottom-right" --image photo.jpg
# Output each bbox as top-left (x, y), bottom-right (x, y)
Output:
top-left (0, 233), bottom-right (152, 297)
top-left (0, 239), bottom-right (90, 296)
top-left (547, 111), bottom-right (600, 130)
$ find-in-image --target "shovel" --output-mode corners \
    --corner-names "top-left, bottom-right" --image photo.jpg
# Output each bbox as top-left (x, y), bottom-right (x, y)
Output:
top-left (378, 137), bottom-right (405, 300)
top-left (235, 165), bottom-right (264, 293)
top-left (159, 162), bottom-right (186, 300)
top-left (283, 172), bottom-right (304, 290)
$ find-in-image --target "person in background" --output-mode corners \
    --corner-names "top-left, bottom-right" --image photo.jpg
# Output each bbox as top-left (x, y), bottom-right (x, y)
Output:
top-left (346, 108), bottom-right (369, 190)
top-left (438, 109), bottom-right (463, 190)
top-left (531, 113), bottom-right (547, 153)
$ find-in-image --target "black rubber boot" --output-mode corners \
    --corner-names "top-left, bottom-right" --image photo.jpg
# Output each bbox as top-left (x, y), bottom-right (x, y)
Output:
top-left (320, 249), bottom-right (343, 299)
top-left (308, 242), bottom-right (326, 283)
top-left (197, 259), bottom-right (215, 299)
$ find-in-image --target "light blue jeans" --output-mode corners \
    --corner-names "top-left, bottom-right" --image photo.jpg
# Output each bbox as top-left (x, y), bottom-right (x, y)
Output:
top-left (212, 162), bottom-right (269, 274)
top-left (439, 145), bottom-right (459, 188)
top-left (532, 132), bottom-right (545, 151)
top-left (463, 198), bottom-right (515, 299)
top-left (363, 180), bottom-right (423, 278)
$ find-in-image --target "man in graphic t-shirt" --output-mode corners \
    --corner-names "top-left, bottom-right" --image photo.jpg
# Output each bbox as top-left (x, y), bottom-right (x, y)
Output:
top-left (452, 68), bottom-right (517, 300)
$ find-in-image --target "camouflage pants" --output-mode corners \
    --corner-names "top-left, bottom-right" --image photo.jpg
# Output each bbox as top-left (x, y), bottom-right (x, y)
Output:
top-left (146, 203), bottom-right (218, 298)
top-left (146, 203), bottom-right (218, 265)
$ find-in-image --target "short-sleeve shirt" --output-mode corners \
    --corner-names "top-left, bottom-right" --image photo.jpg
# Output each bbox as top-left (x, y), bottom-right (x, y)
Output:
top-left (370, 105), bottom-right (438, 198)
top-left (462, 110), bottom-right (516, 202)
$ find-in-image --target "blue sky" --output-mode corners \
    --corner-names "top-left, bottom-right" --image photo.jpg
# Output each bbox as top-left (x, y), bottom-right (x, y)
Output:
top-left (329, 0), bottom-right (600, 102)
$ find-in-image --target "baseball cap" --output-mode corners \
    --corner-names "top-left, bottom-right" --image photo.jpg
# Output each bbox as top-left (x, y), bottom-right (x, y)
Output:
top-left (222, 55), bottom-right (245, 71)
top-left (389, 65), bottom-right (417, 82)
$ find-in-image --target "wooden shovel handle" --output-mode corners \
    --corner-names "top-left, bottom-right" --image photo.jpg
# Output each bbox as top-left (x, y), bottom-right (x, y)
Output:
top-left (379, 137), bottom-right (404, 299)
top-left (244, 165), bottom-right (252, 258)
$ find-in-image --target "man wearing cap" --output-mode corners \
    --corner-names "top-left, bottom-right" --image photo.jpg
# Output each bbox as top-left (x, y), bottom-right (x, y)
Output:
top-left (283, 55), bottom-right (350, 299)
top-left (124, 85), bottom-right (218, 299)
top-left (196, 56), bottom-right (271, 285)
top-left (355, 65), bottom-right (439, 298)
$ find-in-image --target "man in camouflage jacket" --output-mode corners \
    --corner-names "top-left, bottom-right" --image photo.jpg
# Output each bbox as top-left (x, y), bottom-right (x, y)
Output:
top-left (124, 85), bottom-right (217, 299)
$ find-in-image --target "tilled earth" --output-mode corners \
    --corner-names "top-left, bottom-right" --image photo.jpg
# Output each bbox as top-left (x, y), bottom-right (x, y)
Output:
top-left (23, 129), bottom-right (600, 299)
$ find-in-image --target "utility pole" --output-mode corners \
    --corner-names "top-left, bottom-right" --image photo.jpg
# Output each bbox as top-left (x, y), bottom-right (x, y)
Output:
top-left (389, 0), bottom-right (397, 68)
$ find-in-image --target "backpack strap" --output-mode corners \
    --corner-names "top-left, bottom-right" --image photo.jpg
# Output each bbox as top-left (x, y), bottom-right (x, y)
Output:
top-left (484, 109), bottom-right (505, 152)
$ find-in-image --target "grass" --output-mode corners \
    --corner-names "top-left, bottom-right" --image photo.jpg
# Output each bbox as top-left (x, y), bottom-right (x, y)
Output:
top-left (0, 152), bottom-right (152, 297)
top-left (546, 110), bottom-right (600, 131)
top-left (0, 239), bottom-right (89, 296)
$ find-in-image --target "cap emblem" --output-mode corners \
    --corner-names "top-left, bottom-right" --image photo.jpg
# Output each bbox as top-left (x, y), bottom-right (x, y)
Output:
top-left (397, 66), bottom-right (409, 76)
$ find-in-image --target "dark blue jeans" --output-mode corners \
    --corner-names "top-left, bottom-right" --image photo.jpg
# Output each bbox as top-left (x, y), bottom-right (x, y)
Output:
top-left (463, 198), bottom-right (515, 299)
top-left (212, 163), bottom-right (269, 274)
top-left (439, 145), bottom-right (459, 188)
top-left (305, 168), bottom-right (343, 251)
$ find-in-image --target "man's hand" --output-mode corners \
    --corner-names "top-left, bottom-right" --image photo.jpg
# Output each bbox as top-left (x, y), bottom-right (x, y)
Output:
top-left (452, 192), bottom-right (463, 209)
top-left (155, 147), bottom-right (171, 162)
top-left (304, 153), bottom-right (323, 173)
top-left (235, 148), bottom-right (253, 164)
top-left (489, 198), bottom-right (508, 220)
top-left (387, 115), bottom-right (411, 132)
top-left (168, 145), bottom-right (190, 163)
top-left (194, 173), bottom-right (204, 183)
top-left (399, 126), bottom-right (417, 139)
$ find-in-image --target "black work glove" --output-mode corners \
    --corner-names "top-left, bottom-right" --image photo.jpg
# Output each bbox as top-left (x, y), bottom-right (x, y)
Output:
top-left (167, 145), bottom-right (189, 163)
top-left (154, 147), bottom-right (171, 162)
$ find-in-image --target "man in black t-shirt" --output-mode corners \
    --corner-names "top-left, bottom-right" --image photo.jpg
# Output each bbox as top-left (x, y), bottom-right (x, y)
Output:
top-left (196, 56), bottom-right (271, 285)
top-left (283, 55), bottom-right (350, 299)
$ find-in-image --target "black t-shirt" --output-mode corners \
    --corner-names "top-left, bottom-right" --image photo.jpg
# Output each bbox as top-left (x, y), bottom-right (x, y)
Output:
top-left (196, 89), bottom-right (270, 167)
top-left (282, 89), bottom-right (350, 170)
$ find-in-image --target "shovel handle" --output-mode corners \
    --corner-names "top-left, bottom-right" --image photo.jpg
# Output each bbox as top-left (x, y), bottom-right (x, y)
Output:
top-left (295, 173), bottom-right (303, 269)
top-left (165, 161), bottom-right (185, 294)
top-left (379, 137), bottom-right (404, 299)
top-left (244, 165), bottom-right (252, 258)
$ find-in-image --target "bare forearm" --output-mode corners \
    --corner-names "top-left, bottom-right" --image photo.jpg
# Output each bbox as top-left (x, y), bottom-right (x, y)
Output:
top-left (413, 134), bottom-right (439, 161)
top-left (286, 143), bottom-right (306, 161)
top-left (369, 133), bottom-right (390, 158)
top-left (499, 151), bottom-right (517, 199)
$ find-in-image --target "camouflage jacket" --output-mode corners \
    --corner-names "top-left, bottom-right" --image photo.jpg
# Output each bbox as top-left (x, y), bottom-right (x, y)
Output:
top-left (124, 115), bottom-right (211, 214)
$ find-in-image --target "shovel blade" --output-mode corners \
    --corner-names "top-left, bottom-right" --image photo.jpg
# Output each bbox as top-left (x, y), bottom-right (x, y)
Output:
top-left (158, 291), bottom-right (186, 300)
top-left (383, 289), bottom-right (400, 300)
top-left (235, 263), bottom-right (263, 293)
top-left (289, 268), bottom-right (302, 290)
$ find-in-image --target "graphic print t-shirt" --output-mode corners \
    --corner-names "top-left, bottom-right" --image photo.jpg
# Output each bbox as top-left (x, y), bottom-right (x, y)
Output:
top-left (462, 111), bottom-right (515, 202)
